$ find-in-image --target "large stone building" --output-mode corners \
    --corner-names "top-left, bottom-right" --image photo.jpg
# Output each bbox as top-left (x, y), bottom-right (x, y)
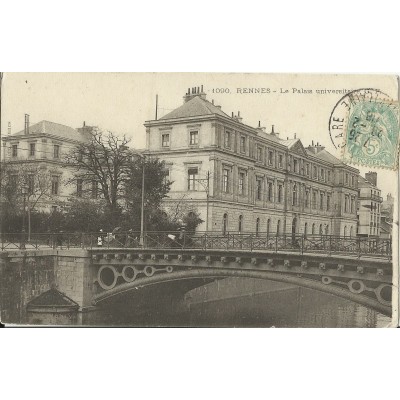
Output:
top-left (145, 87), bottom-right (359, 236)
top-left (356, 172), bottom-right (383, 238)
top-left (1, 115), bottom-right (90, 212)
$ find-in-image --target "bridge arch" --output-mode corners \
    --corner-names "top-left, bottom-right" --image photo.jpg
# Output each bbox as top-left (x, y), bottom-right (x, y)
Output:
top-left (92, 266), bottom-right (391, 317)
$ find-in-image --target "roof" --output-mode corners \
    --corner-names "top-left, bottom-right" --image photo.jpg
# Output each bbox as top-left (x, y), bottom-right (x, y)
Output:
top-left (27, 288), bottom-right (79, 309)
top-left (306, 148), bottom-right (345, 166)
top-left (12, 120), bottom-right (84, 141)
top-left (358, 175), bottom-right (376, 188)
top-left (160, 96), bottom-right (230, 120)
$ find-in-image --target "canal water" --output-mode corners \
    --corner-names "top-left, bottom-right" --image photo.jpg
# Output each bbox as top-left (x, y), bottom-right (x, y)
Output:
top-left (76, 278), bottom-right (391, 328)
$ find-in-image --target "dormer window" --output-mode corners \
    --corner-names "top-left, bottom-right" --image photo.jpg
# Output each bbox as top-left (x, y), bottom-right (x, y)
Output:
top-left (189, 131), bottom-right (199, 145)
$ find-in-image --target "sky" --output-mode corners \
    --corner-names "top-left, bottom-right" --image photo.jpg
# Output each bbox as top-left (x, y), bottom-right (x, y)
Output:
top-left (1, 72), bottom-right (398, 198)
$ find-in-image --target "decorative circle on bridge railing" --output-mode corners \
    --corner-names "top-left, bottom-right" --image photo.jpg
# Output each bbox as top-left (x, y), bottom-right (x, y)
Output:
top-left (98, 265), bottom-right (118, 290)
top-left (144, 266), bottom-right (155, 277)
top-left (375, 284), bottom-right (392, 307)
top-left (347, 279), bottom-right (365, 294)
top-left (322, 276), bottom-right (333, 285)
top-left (122, 266), bottom-right (138, 283)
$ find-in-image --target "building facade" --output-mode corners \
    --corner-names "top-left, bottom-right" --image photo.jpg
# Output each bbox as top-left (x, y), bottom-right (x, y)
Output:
top-left (145, 87), bottom-right (359, 236)
top-left (356, 172), bottom-right (383, 237)
top-left (1, 115), bottom-right (90, 212)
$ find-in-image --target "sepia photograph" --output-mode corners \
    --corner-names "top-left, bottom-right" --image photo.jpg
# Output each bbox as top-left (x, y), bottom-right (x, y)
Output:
top-left (0, 72), bottom-right (398, 327)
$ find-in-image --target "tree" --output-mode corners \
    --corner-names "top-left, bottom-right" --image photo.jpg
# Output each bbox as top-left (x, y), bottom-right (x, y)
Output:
top-left (0, 162), bottom-right (55, 234)
top-left (123, 157), bottom-right (172, 230)
top-left (66, 127), bottom-right (132, 216)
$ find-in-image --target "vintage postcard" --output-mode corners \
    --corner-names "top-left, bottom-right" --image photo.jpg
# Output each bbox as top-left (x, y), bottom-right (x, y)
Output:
top-left (0, 72), bottom-right (398, 327)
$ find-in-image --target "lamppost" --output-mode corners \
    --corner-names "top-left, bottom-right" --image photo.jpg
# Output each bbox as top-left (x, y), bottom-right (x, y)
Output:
top-left (195, 171), bottom-right (210, 232)
top-left (131, 151), bottom-right (146, 247)
top-left (21, 184), bottom-right (28, 250)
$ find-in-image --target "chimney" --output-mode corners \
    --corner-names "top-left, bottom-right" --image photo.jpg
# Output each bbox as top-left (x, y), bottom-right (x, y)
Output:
top-left (237, 111), bottom-right (242, 123)
top-left (83, 121), bottom-right (86, 127)
top-left (183, 85), bottom-right (207, 103)
top-left (312, 140), bottom-right (314, 146)
top-left (24, 114), bottom-right (29, 135)
top-left (294, 133), bottom-right (296, 139)
top-left (365, 171), bottom-right (377, 187)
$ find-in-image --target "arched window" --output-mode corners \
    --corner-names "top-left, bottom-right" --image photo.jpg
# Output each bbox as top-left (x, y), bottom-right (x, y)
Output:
top-left (319, 224), bottom-right (323, 235)
top-left (222, 213), bottom-right (228, 235)
top-left (344, 226), bottom-right (347, 237)
top-left (256, 217), bottom-right (260, 236)
top-left (350, 226), bottom-right (353, 237)
top-left (312, 223), bottom-right (315, 235)
top-left (325, 225), bottom-right (329, 235)
top-left (292, 183), bottom-right (297, 206)
top-left (277, 220), bottom-right (281, 236)
top-left (267, 219), bottom-right (271, 238)
top-left (304, 223), bottom-right (308, 238)
top-left (238, 215), bottom-right (243, 233)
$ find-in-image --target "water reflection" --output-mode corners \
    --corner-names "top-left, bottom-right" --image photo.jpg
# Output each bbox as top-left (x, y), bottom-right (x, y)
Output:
top-left (77, 278), bottom-right (391, 328)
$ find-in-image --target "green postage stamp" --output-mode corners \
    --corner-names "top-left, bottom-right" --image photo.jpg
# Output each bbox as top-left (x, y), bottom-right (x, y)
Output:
top-left (329, 88), bottom-right (400, 169)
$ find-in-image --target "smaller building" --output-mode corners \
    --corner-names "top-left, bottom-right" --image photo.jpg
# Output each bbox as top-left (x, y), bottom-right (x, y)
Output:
top-left (357, 172), bottom-right (383, 237)
top-left (380, 193), bottom-right (394, 239)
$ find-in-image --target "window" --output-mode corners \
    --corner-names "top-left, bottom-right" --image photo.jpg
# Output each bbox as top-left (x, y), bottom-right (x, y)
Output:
top-left (305, 190), bottom-right (310, 207)
top-left (268, 182), bottom-right (273, 202)
top-left (305, 163), bottom-right (309, 176)
top-left (320, 193), bottom-right (324, 210)
top-left (292, 183), bottom-right (298, 206)
top-left (345, 173), bottom-right (348, 184)
top-left (163, 169), bottom-right (170, 185)
top-left (257, 146), bottom-right (262, 161)
top-left (222, 213), bottom-right (228, 235)
top-left (268, 150), bottom-right (273, 165)
top-left (188, 168), bottom-right (198, 190)
top-left (29, 143), bottom-right (36, 157)
top-left (240, 136), bottom-right (246, 153)
top-left (224, 131), bottom-right (231, 148)
top-left (313, 166), bottom-right (317, 178)
top-left (222, 168), bottom-right (230, 193)
top-left (277, 220), bottom-right (281, 236)
top-left (327, 171), bottom-right (331, 182)
top-left (344, 226), bottom-right (347, 237)
top-left (256, 178), bottom-right (262, 200)
top-left (189, 131), bottom-right (199, 145)
top-left (162, 133), bottom-right (170, 147)
top-left (312, 191), bottom-right (317, 209)
top-left (76, 179), bottom-right (83, 197)
top-left (91, 181), bottom-right (98, 199)
top-left (350, 226), bottom-right (353, 237)
top-left (325, 225), bottom-right (329, 235)
top-left (312, 223), bottom-right (315, 235)
top-left (51, 175), bottom-right (59, 195)
top-left (278, 154), bottom-right (283, 168)
top-left (345, 195), bottom-right (349, 212)
top-left (327, 194), bottom-right (331, 211)
top-left (27, 174), bottom-right (35, 194)
top-left (304, 223), bottom-right (308, 238)
top-left (53, 145), bottom-right (60, 159)
top-left (319, 224), bottom-right (323, 235)
top-left (351, 175), bottom-right (355, 186)
top-left (238, 215), bottom-right (243, 233)
top-left (256, 218), bottom-right (260, 236)
top-left (293, 159), bottom-right (298, 173)
top-left (12, 145), bottom-right (18, 157)
top-left (351, 197), bottom-right (354, 213)
top-left (27, 174), bottom-right (34, 194)
top-left (238, 172), bottom-right (245, 195)
top-left (267, 219), bottom-right (271, 237)
top-left (52, 205), bottom-right (58, 213)
top-left (321, 168), bottom-right (325, 181)
top-left (278, 184), bottom-right (283, 203)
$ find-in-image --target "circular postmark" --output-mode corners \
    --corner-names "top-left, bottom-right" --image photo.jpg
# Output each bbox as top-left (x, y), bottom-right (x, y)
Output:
top-left (329, 88), bottom-right (399, 169)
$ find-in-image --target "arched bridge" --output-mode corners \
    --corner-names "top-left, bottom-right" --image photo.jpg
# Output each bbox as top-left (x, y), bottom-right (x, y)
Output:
top-left (2, 231), bottom-right (393, 317)
top-left (89, 232), bottom-right (393, 317)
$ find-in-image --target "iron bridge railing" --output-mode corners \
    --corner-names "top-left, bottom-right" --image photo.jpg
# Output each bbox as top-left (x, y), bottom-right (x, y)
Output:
top-left (0, 231), bottom-right (392, 259)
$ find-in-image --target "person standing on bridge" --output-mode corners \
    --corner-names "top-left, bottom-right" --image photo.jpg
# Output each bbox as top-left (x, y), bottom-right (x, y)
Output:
top-left (97, 229), bottom-right (104, 247)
